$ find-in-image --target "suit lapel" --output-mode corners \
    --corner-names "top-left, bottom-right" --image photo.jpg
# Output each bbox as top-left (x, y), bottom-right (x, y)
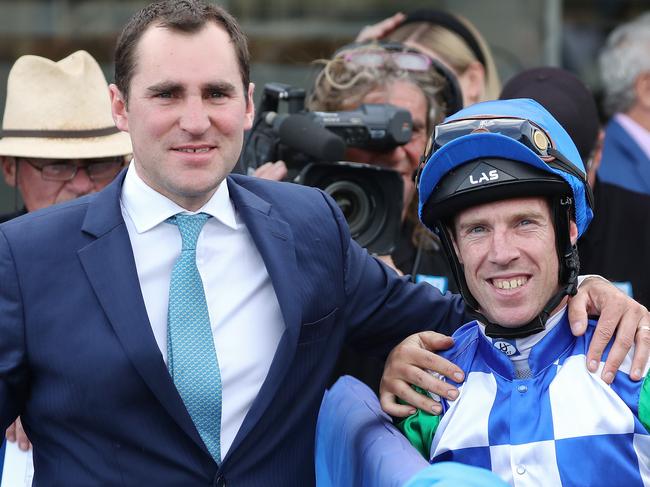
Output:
top-left (77, 172), bottom-right (209, 456)
top-left (77, 174), bottom-right (305, 462)
top-left (222, 177), bottom-right (302, 460)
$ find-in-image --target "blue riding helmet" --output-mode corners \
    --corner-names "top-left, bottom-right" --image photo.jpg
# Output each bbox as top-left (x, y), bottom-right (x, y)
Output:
top-left (418, 98), bottom-right (593, 237)
top-left (416, 98), bottom-right (594, 338)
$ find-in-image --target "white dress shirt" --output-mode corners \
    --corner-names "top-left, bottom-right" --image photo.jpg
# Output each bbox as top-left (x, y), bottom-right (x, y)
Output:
top-left (120, 163), bottom-right (284, 457)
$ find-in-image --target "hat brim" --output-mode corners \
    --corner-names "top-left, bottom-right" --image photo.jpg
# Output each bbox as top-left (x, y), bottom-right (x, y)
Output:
top-left (0, 131), bottom-right (132, 159)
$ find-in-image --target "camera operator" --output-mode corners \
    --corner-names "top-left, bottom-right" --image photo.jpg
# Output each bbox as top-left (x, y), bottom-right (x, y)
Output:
top-left (255, 42), bottom-right (462, 292)
top-left (247, 43), bottom-right (465, 391)
top-left (302, 42), bottom-right (463, 391)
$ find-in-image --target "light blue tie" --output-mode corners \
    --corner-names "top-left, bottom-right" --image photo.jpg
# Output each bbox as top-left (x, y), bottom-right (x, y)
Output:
top-left (167, 213), bottom-right (222, 464)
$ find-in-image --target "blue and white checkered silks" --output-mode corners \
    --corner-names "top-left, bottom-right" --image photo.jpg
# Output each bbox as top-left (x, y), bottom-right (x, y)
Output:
top-left (428, 311), bottom-right (650, 486)
top-left (167, 213), bottom-right (222, 464)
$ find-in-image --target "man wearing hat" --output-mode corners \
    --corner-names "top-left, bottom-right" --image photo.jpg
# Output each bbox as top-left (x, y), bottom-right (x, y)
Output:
top-left (0, 50), bottom-right (132, 454)
top-left (0, 50), bottom-right (132, 222)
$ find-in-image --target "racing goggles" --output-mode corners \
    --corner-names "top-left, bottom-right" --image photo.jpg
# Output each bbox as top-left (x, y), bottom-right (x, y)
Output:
top-left (342, 43), bottom-right (432, 72)
top-left (427, 117), bottom-right (557, 161)
top-left (420, 116), bottom-right (594, 207)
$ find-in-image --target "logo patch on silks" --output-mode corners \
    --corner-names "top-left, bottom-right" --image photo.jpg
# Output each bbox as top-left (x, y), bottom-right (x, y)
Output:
top-left (492, 339), bottom-right (520, 357)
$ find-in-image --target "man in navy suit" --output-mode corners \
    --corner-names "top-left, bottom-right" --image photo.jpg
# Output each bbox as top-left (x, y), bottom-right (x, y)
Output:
top-left (0, 1), bottom-right (648, 486)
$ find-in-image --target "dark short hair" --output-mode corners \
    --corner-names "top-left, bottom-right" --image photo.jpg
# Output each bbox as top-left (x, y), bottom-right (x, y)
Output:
top-left (114, 0), bottom-right (250, 102)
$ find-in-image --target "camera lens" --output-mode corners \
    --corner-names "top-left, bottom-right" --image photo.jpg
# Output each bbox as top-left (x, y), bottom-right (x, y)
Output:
top-left (298, 162), bottom-right (403, 255)
top-left (323, 180), bottom-right (371, 237)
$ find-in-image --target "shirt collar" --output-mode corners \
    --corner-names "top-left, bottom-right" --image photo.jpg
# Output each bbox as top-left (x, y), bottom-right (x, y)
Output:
top-left (476, 305), bottom-right (572, 378)
top-left (615, 113), bottom-right (650, 161)
top-left (120, 161), bottom-right (238, 233)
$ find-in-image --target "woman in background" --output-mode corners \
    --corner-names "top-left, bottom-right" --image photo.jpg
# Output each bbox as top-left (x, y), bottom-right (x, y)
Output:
top-left (307, 41), bottom-right (461, 292)
top-left (305, 42), bottom-right (459, 391)
top-left (357, 9), bottom-right (501, 106)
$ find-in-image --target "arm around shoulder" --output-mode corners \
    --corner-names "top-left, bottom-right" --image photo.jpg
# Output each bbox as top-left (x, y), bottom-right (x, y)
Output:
top-left (316, 189), bottom-right (466, 354)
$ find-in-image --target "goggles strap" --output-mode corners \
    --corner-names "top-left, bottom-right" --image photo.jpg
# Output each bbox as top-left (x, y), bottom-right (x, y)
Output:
top-left (547, 147), bottom-right (594, 211)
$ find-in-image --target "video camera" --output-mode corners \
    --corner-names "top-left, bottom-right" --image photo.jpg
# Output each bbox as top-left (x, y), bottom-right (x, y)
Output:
top-left (242, 83), bottom-right (411, 255)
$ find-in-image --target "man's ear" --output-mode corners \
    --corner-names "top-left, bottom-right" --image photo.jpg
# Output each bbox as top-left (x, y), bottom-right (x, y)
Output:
top-left (109, 84), bottom-right (129, 132)
top-left (244, 82), bottom-right (255, 131)
top-left (459, 61), bottom-right (486, 105)
top-left (1, 157), bottom-right (17, 187)
top-left (634, 71), bottom-right (650, 111)
top-left (570, 220), bottom-right (579, 246)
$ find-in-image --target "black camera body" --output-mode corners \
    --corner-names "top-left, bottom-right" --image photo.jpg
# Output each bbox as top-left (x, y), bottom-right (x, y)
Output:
top-left (242, 83), bottom-right (410, 255)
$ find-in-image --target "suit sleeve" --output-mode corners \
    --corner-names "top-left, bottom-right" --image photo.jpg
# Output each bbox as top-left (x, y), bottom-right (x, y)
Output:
top-left (0, 228), bottom-right (29, 430)
top-left (317, 190), bottom-right (469, 357)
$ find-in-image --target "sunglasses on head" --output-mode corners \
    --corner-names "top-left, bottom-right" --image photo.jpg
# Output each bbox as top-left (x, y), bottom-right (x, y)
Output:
top-left (342, 44), bottom-right (432, 72)
top-left (335, 41), bottom-right (464, 115)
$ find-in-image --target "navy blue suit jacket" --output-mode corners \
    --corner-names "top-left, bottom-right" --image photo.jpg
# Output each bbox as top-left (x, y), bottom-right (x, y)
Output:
top-left (598, 117), bottom-right (650, 195)
top-left (0, 171), bottom-right (466, 486)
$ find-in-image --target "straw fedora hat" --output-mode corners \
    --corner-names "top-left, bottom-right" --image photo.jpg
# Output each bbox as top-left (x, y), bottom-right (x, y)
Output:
top-left (0, 50), bottom-right (132, 159)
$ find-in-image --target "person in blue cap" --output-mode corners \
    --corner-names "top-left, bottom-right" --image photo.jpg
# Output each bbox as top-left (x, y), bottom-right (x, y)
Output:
top-left (399, 98), bottom-right (650, 485)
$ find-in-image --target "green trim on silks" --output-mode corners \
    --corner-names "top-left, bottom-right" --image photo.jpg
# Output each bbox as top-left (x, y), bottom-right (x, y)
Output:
top-left (640, 373), bottom-right (650, 432)
top-left (396, 386), bottom-right (441, 459)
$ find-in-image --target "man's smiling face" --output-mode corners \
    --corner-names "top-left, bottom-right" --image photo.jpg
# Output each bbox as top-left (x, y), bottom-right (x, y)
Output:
top-left (110, 22), bottom-right (254, 211)
top-left (453, 196), bottom-right (577, 327)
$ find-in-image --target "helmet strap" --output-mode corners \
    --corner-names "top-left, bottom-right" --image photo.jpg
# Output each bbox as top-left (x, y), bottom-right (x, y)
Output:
top-left (482, 275), bottom-right (577, 338)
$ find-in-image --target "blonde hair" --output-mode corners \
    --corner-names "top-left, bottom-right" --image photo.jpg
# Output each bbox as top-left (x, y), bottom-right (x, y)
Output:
top-left (307, 44), bottom-right (446, 251)
top-left (307, 44), bottom-right (448, 130)
top-left (387, 16), bottom-right (501, 102)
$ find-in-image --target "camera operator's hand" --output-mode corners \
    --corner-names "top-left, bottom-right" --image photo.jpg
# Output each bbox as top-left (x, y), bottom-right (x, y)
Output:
top-left (356, 12), bottom-right (407, 43)
top-left (379, 331), bottom-right (463, 417)
top-left (253, 161), bottom-right (288, 181)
